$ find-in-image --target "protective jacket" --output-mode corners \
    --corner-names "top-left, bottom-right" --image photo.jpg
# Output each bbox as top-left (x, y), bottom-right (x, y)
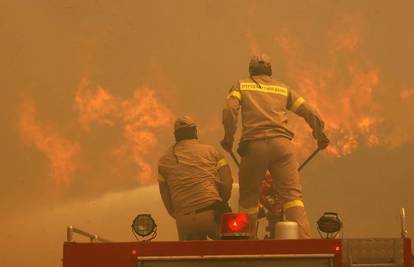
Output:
top-left (223, 75), bottom-right (325, 144)
top-left (158, 139), bottom-right (230, 216)
top-left (222, 74), bottom-right (326, 239)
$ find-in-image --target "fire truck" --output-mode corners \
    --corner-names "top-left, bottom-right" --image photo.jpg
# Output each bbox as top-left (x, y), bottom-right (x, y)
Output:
top-left (63, 208), bottom-right (413, 267)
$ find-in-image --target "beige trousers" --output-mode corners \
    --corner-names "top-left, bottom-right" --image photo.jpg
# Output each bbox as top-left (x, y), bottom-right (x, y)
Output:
top-left (175, 209), bottom-right (219, 240)
top-left (238, 137), bottom-right (311, 238)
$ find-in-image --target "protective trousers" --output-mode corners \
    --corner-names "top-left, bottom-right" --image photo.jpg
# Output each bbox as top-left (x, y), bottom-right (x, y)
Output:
top-left (238, 137), bottom-right (311, 239)
top-left (175, 209), bottom-right (220, 240)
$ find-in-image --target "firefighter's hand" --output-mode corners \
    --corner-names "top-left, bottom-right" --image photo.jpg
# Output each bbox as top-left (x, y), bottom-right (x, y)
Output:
top-left (220, 139), bottom-right (233, 152)
top-left (317, 133), bottom-right (330, 150)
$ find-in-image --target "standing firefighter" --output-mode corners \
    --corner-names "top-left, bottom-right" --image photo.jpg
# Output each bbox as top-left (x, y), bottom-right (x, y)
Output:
top-left (158, 116), bottom-right (233, 240)
top-left (221, 54), bottom-right (329, 238)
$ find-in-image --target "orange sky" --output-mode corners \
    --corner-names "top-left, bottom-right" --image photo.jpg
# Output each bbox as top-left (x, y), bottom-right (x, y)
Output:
top-left (1, 1), bottom-right (414, 266)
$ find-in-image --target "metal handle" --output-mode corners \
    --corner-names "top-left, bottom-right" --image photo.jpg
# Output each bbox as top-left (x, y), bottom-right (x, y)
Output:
top-left (228, 148), bottom-right (320, 173)
top-left (137, 254), bottom-right (335, 261)
top-left (401, 208), bottom-right (409, 238)
top-left (229, 151), bottom-right (240, 168)
top-left (66, 225), bottom-right (112, 242)
top-left (298, 148), bottom-right (320, 172)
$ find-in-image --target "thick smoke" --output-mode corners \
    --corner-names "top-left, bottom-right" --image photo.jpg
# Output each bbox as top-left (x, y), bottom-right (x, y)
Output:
top-left (1, 1), bottom-right (414, 267)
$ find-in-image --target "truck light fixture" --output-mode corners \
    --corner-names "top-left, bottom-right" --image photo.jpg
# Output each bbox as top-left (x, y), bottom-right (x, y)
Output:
top-left (132, 214), bottom-right (157, 241)
top-left (220, 213), bottom-right (250, 240)
top-left (317, 212), bottom-right (343, 239)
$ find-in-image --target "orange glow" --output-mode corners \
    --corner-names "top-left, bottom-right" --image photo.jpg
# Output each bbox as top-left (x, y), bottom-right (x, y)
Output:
top-left (274, 18), bottom-right (386, 158)
top-left (331, 32), bottom-right (361, 53)
top-left (18, 98), bottom-right (80, 186)
top-left (74, 78), bottom-right (122, 131)
top-left (198, 117), bottom-right (221, 136)
top-left (74, 80), bottom-right (174, 185)
top-left (400, 88), bottom-right (414, 100)
top-left (329, 15), bottom-right (363, 53)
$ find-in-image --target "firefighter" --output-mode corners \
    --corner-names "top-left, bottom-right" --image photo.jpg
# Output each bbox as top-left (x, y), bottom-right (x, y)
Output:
top-left (158, 116), bottom-right (233, 240)
top-left (221, 54), bottom-right (329, 238)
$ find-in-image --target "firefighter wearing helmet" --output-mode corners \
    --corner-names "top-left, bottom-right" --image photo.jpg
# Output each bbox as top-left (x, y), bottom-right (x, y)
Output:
top-left (158, 116), bottom-right (233, 240)
top-left (221, 54), bottom-right (329, 238)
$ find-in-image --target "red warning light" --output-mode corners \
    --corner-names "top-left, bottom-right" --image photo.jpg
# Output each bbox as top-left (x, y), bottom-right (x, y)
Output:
top-left (220, 213), bottom-right (250, 239)
top-left (335, 246), bottom-right (341, 252)
top-left (132, 250), bottom-right (137, 255)
top-left (226, 214), bottom-right (248, 232)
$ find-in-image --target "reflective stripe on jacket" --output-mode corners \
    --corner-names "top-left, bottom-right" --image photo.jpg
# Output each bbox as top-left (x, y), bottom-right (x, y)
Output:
top-left (158, 140), bottom-right (228, 216)
top-left (223, 75), bottom-right (325, 143)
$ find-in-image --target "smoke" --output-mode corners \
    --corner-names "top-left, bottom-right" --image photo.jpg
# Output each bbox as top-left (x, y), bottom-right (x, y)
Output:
top-left (2, 1), bottom-right (414, 267)
top-left (272, 14), bottom-right (414, 158)
top-left (400, 88), bottom-right (414, 100)
top-left (15, 78), bottom-right (174, 200)
top-left (74, 78), bottom-right (174, 184)
top-left (18, 98), bottom-right (80, 186)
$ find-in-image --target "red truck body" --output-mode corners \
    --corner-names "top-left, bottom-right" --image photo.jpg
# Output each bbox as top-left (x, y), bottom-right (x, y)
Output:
top-left (63, 238), bottom-right (412, 267)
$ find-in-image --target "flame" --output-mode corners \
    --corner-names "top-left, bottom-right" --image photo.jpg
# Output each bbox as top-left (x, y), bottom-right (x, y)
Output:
top-left (18, 98), bottom-right (80, 186)
top-left (275, 16), bottom-right (385, 158)
top-left (74, 78), bottom-right (122, 130)
top-left (119, 89), bottom-right (174, 184)
top-left (74, 80), bottom-right (173, 184)
top-left (273, 15), bottom-right (414, 157)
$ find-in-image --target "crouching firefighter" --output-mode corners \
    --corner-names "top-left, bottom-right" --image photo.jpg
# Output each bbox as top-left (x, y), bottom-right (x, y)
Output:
top-left (158, 116), bottom-right (233, 240)
top-left (221, 54), bottom-right (329, 239)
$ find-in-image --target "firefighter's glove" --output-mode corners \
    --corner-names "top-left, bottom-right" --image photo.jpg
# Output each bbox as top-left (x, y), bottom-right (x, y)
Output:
top-left (220, 139), bottom-right (233, 152)
top-left (237, 141), bottom-right (249, 157)
top-left (317, 133), bottom-right (330, 150)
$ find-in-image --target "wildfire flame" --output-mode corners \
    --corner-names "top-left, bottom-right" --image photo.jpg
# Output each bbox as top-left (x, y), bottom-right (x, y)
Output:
top-left (74, 79), bottom-right (174, 185)
top-left (18, 79), bottom-right (173, 188)
top-left (74, 79), bottom-right (121, 131)
top-left (274, 17), bottom-right (387, 158)
top-left (18, 98), bottom-right (80, 186)
top-left (17, 15), bottom-right (414, 190)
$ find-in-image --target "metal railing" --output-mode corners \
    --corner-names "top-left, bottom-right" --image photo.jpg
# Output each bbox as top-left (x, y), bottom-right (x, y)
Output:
top-left (400, 208), bottom-right (409, 238)
top-left (66, 225), bottom-right (112, 243)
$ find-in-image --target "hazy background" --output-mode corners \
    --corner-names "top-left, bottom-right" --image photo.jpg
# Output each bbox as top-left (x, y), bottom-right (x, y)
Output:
top-left (1, 1), bottom-right (414, 266)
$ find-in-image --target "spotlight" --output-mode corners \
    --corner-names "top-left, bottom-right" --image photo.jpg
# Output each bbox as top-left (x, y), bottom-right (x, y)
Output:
top-left (317, 212), bottom-right (343, 239)
top-left (131, 214), bottom-right (157, 241)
